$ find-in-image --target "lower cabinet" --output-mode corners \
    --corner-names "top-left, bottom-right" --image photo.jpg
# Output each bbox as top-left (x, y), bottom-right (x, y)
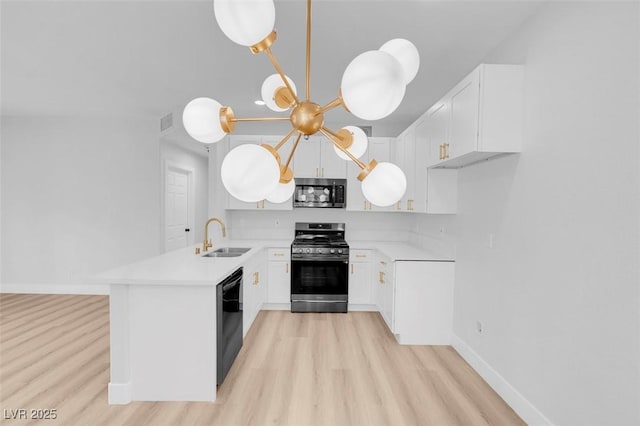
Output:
top-left (266, 248), bottom-right (291, 304)
top-left (242, 250), bottom-right (267, 337)
top-left (348, 250), bottom-right (375, 305)
top-left (376, 253), bottom-right (394, 330)
top-left (393, 261), bottom-right (454, 344)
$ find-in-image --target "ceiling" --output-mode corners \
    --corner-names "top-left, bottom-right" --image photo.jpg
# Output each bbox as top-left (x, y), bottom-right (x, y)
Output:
top-left (1, 0), bottom-right (543, 139)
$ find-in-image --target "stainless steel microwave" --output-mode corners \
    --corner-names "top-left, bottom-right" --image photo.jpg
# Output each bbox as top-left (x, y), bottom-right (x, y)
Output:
top-left (293, 178), bottom-right (346, 208)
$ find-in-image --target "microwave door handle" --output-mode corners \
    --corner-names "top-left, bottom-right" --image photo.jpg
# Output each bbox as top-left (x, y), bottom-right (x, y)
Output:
top-left (332, 183), bottom-right (336, 207)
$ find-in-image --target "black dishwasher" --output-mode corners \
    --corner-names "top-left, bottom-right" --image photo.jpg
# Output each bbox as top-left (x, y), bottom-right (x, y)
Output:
top-left (216, 267), bottom-right (243, 385)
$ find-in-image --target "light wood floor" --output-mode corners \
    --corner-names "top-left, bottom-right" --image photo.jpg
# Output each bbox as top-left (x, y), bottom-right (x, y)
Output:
top-left (0, 294), bottom-right (524, 425)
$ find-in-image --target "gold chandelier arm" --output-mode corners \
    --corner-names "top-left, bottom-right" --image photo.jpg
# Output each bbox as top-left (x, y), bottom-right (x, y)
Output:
top-left (283, 133), bottom-right (302, 172)
top-left (231, 116), bottom-right (291, 123)
top-left (305, 0), bottom-right (312, 101)
top-left (317, 96), bottom-right (344, 115)
top-left (274, 127), bottom-right (298, 151)
top-left (264, 48), bottom-right (300, 105)
top-left (319, 128), bottom-right (366, 169)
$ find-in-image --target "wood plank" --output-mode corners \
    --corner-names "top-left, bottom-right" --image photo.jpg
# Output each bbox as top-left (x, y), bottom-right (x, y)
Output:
top-left (0, 294), bottom-right (524, 425)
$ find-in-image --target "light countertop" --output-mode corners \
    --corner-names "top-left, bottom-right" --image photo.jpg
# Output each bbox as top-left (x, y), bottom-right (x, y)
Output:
top-left (92, 238), bottom-right (452, 287)
top-left (349, 241), bottom-right (454, 262)
top-left (91, 239), bottom-right (290, 286)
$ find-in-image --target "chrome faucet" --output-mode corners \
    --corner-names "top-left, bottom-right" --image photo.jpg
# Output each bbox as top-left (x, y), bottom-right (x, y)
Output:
top-left (203, 217), bottom-right (226, 252)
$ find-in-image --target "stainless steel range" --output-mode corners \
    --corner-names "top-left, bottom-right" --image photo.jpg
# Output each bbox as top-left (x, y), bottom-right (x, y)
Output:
top-left (290, 222), bottom-right (349, 313)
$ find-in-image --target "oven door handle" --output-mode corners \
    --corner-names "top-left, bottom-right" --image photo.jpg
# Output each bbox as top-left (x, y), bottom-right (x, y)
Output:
top-left (291, 257), bottom-right (349, 263)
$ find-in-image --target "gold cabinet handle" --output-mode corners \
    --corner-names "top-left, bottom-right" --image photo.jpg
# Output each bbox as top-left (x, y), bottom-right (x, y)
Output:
top-left (380, 260), bottom-right (387, 265)
top-left (321, 167), bottom-right (324, 177)
top-left (350, 264), bottom-right (354, 274)
top-left (378, 271), bottom-right (383, 284)
top-left (286, 263), bottom-right (289, 273)
top-left (396, 201), bottom-right (401, 211)
top-left (253, 272), bottom-right (259, 285)
top-left (439, 144), bottom-right (443, 160)
top-left (381, 271), bottom-right (386, 283)
top-left (355, 254), bottom-right (366, 258)
top-left (273, 252), bottom-right (284, 257)
top-left (444, 143), bottom-right (450, 159)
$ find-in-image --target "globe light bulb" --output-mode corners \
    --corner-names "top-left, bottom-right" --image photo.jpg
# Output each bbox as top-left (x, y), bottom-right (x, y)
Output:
top-left (333, 126), bottom-right (369, 160)
top-left (182, 97), bottom-right (227, 144)
top-left (221, 144), bottom-right (280, 202)
top-left (379, 39), bottom-right (420, 85)
top-left (361, 162), bottom-right (407, 207)
top-left (214, 0), bottom-right (275, 47)
top-left (261, 74), bottom-right (297, 112)
top-left (266, 178), bottom-right (295, 203)
top-left (341, 50), bottom-right (406, 121)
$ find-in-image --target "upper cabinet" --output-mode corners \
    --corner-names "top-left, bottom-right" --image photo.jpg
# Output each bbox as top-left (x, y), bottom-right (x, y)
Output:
top-left (347, 137), bottom-right (393, 212)
top-left (427, 64), bottom-right (524, 169)
top-left (225, 135), bottom-right (293, 211)
top-left (294, 136), bottom-right (347, 179)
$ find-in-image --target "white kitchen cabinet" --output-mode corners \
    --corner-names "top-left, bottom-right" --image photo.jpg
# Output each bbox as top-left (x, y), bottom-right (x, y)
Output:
top-left (242, 250), bottom-right (267, 337)
top-left (430, 64), bottom-right (524, 169)
top-left (225, 136), bottom-right (293, 210)
top-left (266, 248), bottom-right (290, 305)
top-left (346, 138), bottom-right (393, 212)
top-left (294, 136), bottom-right (347, 178)
top-left (394, 261), bottom-right (454, 345)
top-left (395, 128), bottom-right (416, 212)
top-left (348, 250), bottom-right (374, 305)
top-left (376, 253), bottom-right (394, 331)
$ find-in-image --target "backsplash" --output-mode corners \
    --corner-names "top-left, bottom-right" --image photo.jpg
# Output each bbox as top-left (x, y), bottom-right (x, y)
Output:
top-left (227, 210), bottom-right (414, 243)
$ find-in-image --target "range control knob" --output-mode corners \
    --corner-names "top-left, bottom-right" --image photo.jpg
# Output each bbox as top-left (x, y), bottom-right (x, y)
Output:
top-left (316, 248), bottom-right (323, 254)
top-left (306, 248), bottom-right (311, 253)
top-left (330, 249), bottom-right (335, 254)
top-left (338, 249), bottom-right (343, 254)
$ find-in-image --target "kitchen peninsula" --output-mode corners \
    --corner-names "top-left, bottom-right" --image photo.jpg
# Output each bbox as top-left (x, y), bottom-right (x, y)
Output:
top-left (93, 238), bottom-right (453, 404)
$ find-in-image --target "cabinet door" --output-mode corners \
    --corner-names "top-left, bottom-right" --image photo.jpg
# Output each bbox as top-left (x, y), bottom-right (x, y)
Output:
top-left (293, 137), bottom-right (320, 178)
top-left (227, 136), bottom-right (263, 210)
top-left (320, 138), bottom-right (347, 178)
top-left (394, 261), bottom-right (454, 345)
top-left (368, 138), bottom-right (393, 212)
top-left (425, 100), bottom-right (450, 167)
top-left (261, 136), bottom-right (295, 210)
top-left (413, 120), bottom-right (428, 213)
top-left (267, 261), bottom-right (290, 303)
top-left (393, 134), bottom-right (406, 212)
top-left (346, 161), bottom-right (368, 211)
top-left (449, 70), bottom-right (480, 160)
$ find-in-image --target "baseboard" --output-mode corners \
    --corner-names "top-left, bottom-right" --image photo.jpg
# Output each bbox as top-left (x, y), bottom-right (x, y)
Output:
top-left (347, 304), bottom-right (377, 312)
top-left (451, 334), bottom-right (553, 425)
top-left (108, 382), bottom-right (132, 405)
top-left (0, 283), bottom-right (109, 295)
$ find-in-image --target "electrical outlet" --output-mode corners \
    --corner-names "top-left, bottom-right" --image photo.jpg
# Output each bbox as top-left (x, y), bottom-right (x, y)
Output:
top-left (476, 321), bottom-right (483, 334)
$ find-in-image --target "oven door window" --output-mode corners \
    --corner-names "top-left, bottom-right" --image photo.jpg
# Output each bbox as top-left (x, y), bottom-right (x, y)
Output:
top-left (291, 260), bottom-right (348, 295)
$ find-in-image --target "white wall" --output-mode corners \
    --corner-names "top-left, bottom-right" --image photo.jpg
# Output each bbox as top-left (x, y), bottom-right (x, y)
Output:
top-left (160, 139), bottom-right (209, 247)
top-left (228, 209), bottom-right (414, 242)
top-left (415, 2), bottom-right (639, 424)
top-left (1, 117), bottom-right (161, 294)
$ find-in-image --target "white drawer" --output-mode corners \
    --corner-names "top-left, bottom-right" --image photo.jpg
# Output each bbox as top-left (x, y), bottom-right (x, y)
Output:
top-left (350, 249), bottom-right (374, 261)
top-left (268, 248), bottom-right (290, 261)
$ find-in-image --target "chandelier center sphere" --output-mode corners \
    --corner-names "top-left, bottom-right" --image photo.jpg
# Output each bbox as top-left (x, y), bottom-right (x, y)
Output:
top-left (290, 102), bottom-right (323, 136)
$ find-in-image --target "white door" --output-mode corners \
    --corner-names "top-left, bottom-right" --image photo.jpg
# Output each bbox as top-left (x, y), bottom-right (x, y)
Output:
top-left (165, 168), bottom-right (190, 252)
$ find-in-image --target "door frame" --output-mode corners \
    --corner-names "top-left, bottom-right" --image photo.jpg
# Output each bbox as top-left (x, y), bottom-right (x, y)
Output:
top-left (161, 160), bottom-right (196, 253)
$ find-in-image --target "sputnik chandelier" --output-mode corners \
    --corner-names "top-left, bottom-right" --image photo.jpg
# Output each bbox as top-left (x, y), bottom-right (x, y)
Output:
top-left (182, 0), bottom-right (420, 207)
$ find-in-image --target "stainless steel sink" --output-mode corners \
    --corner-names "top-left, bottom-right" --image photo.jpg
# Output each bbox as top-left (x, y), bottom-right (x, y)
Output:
top-left (202, 247), bottom-right (251, 258)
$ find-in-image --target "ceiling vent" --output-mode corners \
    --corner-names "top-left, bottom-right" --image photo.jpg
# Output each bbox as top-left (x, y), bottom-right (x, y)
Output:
top-left (358, 126), bottom-right (372, 137)
top-left (160, 112), bottom-right (173, 133)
